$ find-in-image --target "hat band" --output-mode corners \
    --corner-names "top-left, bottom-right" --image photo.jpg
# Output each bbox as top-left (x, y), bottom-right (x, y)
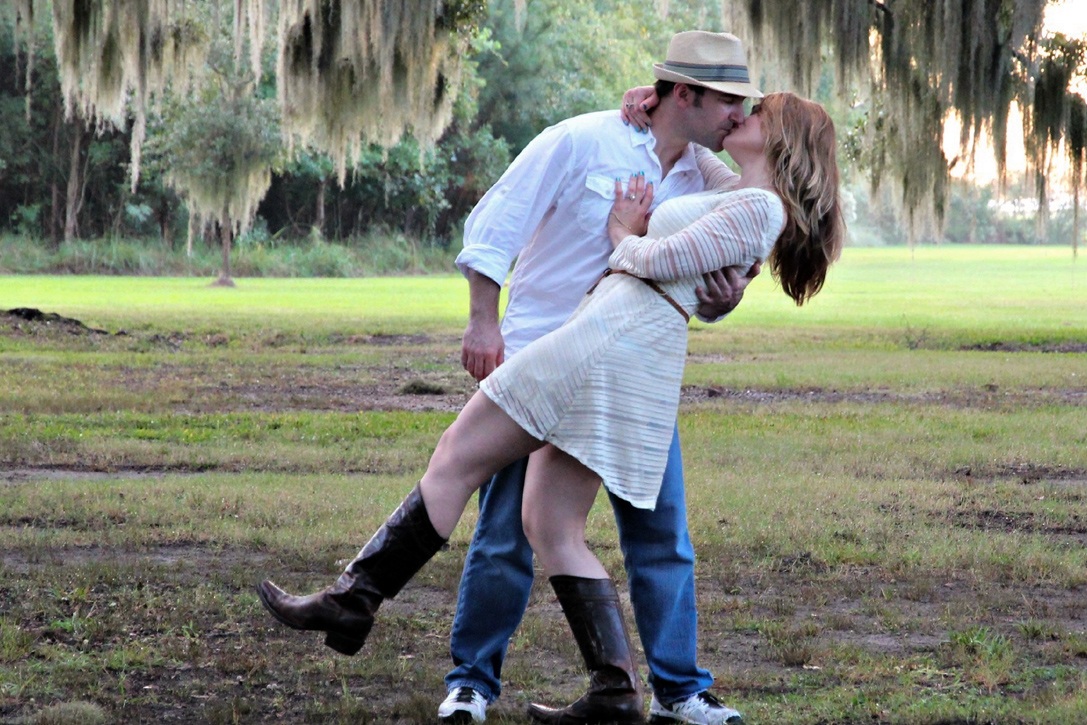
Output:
top-left (659, 61), bottom-right (751, 84)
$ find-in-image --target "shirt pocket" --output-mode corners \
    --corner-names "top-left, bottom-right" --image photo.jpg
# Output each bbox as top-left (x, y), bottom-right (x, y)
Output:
top-left (576, 173), bottom-right (618, 235)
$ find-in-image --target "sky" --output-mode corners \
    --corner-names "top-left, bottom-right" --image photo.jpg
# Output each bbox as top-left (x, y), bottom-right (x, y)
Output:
top-left (946, 1), bottom-right (1087, 185)
top-left (1044, 0), bottom-right (1087, 44)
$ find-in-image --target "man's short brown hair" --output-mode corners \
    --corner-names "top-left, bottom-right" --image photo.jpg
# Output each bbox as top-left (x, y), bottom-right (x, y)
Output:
top-left (653, 80), bottom-right (706, 107)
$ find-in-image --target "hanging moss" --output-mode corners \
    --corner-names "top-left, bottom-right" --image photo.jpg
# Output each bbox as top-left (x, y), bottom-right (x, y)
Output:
top-left (1066, 84), bottom-right (1086, 257)
top-left (736, 0), bottom-right (1087, 239)
top-left (276, 0), bottom-right (473, 183)
top-left (35, 0), bottom-right (480, 189)
top-left (47, 0), bottom-right (211, 191)
top-left (157, 82), bottom-right (279, 239)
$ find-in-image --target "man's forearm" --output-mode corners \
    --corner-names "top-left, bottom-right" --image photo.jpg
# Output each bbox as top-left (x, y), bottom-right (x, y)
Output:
top-left (467, 269), bottom-right (502, 324)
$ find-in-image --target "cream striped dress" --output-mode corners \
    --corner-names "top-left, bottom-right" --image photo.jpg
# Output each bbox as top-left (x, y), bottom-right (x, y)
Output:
top-left (480, 185), bottom-right (785, 509)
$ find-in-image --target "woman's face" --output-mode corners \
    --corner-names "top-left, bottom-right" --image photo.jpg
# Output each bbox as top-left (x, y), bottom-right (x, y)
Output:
top-left (721, 102), bottom-right (766, 158)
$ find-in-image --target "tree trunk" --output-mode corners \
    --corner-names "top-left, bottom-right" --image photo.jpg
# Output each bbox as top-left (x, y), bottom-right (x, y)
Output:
top-left (214, 218), bottom-right (236, 286)
top-left (48, 103), bottom-right (64, 246)
top-left (64, 123), bottom-right (87, 242)
top-left (1074, 183), bottom-right (1080, 260)
top-left (315, 177), bottom-right (326, 237)
top-left (158, 195), bottom-right (174, 249)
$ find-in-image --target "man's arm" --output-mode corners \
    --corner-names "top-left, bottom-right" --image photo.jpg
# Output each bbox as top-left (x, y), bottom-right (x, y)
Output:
top-left (461, 269), bottom-right (505, 382)
top-left (694, 261), bottom-right (762, 322)
top-left (456, 123), bottom-right (577, 380)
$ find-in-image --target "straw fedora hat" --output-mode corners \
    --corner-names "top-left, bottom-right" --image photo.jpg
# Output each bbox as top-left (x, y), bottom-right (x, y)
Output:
top-left (653, 31), bottom-right (763, 98)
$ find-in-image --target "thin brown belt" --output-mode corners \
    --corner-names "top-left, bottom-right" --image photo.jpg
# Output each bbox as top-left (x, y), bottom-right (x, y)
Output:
top-left (587, 268), bottom-right (690, 323)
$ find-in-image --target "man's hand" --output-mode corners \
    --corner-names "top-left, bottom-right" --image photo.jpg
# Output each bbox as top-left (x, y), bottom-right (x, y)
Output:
top-left (694, 261), bottom-right (762, 320)
top-left (461, 318), bottom-right (504, 381)
top-left (461, 270), bottom-right (505, 381)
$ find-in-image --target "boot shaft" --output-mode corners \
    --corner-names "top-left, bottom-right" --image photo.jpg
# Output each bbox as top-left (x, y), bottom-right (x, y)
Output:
top-left (527, 575), bottom-right (644, 723)
top-left (550, 575), bottom-right (640, 693)
top-left (342, 483), bottom-right (447, 598)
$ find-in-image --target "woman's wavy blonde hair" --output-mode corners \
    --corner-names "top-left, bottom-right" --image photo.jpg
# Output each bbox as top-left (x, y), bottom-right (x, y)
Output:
top-left (759, 92), bottom-right (844, 306)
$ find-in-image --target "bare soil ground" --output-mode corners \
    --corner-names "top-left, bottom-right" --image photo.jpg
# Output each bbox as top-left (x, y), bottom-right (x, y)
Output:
top-left (2, 312), bottom-right (1086, 723)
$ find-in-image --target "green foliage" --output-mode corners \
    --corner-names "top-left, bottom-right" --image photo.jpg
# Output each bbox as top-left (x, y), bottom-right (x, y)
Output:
top-left (145, 42), bottom-right (280, 235)
top-left (341, 125), bottom-right (510, 241)
top-left (0, 232), bottom-right (459, 277)
top-left (472, 0), bottom-right (673, 154)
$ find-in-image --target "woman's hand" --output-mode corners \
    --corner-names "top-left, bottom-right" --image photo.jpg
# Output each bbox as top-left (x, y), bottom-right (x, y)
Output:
top-left (607, 172), bottom-right (654, 247)
top-left (620, 86), bottom-right (660, 132)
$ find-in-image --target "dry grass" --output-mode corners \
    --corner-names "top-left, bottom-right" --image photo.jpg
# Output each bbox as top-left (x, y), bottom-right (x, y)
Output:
top-left (1, 258), bottom-right (1086, 723)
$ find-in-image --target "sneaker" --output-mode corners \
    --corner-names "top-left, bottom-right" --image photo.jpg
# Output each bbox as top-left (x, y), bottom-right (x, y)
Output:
top-left (649, 691), bottom-right (744, 725)
top-left (438, 686), bottom-right (488, 723)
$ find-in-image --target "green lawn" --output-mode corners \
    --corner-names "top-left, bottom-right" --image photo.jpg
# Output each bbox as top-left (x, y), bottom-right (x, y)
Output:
top-left (2, 245), bottom-right (1082, 340)
top-left (1, 245), bottom-right (1085, 724)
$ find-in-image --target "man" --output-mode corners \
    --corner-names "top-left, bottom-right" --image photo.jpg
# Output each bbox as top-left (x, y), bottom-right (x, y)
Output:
top-left (440, 31), bottom-right (761, 725)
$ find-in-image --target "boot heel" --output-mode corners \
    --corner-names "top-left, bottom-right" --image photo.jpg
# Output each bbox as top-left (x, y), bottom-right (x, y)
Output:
top-left (324, 631), bottom-right (365, 655)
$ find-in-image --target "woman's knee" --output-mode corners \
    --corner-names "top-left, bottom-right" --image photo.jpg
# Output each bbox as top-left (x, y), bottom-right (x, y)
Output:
top-left (520, 507), bottom-right (546, 552)
top-left (523, 510), bottom-right (582, 559)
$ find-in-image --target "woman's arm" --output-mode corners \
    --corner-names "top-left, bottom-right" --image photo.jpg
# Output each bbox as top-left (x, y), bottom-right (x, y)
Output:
top-left (609, 190), bottom-right (783, 281)
top-left (694, 146), bottom-right (741, 191)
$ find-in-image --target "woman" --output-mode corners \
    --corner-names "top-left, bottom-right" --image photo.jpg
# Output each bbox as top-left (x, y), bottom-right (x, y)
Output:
top-left (258, 91), bottom-right (844, 723)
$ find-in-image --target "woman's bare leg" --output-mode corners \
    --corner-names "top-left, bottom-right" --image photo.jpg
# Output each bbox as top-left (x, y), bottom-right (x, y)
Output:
top-left (256, 391), bottom-right (540, 656)
top-left (419, 391), bottom-right (544, 537)
top-left (521, 445), bottom-right (608, 579)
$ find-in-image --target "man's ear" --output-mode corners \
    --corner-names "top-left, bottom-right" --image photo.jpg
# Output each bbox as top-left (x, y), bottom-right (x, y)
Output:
top-left (673, 83), bottom-right (695, 108)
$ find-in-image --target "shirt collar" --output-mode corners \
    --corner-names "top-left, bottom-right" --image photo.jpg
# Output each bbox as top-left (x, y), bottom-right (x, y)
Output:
top-left (628, 125), bottom-right (699, 177)
top-left (671, 143), bottom-right (700, 175)
top-left (628, 123), bottom-right (655, 149)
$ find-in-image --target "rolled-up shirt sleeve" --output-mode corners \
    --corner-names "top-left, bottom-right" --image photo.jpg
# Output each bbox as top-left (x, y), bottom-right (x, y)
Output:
top-left (456, 125), bottom-right (575, 286)
top-left (608, 190), bottom-right (784, 281)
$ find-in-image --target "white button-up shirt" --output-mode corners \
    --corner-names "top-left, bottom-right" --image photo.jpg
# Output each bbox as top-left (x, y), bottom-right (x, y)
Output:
top-left (456, 110), bottom-right (708, 357)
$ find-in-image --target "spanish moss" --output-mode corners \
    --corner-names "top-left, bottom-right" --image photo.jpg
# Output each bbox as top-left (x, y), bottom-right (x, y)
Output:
top-left (18, 0), bottom-right (478, 189)
top-left (48, 0), bottom-right (211, 189)
top-left (737, 0), bottom-right (1086, 238)
top-left (276, 0), bottom-right (470, 182)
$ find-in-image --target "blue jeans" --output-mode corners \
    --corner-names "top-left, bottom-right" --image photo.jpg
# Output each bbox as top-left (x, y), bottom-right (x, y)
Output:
top-left (445, 425), bottom-right (712, 704)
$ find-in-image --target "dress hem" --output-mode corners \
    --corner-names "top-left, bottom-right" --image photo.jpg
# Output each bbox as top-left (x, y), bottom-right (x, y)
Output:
top-left (479, 384), bottom-right (659, 511)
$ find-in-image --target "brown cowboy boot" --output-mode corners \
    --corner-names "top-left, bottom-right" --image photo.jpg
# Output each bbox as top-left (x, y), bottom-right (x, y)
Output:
top-left (257, 483), bottom-right (446, 655)
top-left (527, 576), bottom-right (645, 724)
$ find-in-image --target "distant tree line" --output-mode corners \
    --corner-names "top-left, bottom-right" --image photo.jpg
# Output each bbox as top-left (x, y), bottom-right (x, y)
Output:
top-left (0, 0), bottom-right (706, 251)
top-left (0, 0), bottom-right (1081, 261)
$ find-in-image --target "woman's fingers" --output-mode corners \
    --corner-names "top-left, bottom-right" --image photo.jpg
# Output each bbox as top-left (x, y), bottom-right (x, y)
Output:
top-left (614, 172), bottom-right (653, 213)
top-left (621, 86), bottom-right (658, 132)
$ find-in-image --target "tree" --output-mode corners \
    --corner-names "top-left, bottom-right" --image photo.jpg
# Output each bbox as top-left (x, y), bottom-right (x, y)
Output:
top-left (17, 0), bottom-right (483, 182)
top-left (729, 0), bottom-right (1087, 246)
top-left (8, 0), bottom-right (1087, 254)
top-left (11, 0), bottom-right (485, 276)
top-left (145, 47), bottom-right (280, 286)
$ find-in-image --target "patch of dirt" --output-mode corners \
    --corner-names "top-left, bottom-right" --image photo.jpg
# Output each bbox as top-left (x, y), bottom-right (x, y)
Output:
top-left (948, 463), bottom-right (1087, 490)
top-left (681, 384), bottom-right (1087, 407)
top-left (0, 466), bottom-right (216, 485)
top-left (947, 508), bottom-right (1087, 540)
top-left (359, 333), bottom-right (435, 346)
top-left (962, 340), bottom-right (1087, 353)
top-left (1, 543), bottom-right (272, 575)
top-left (4, 307), bottom-right (116, 335)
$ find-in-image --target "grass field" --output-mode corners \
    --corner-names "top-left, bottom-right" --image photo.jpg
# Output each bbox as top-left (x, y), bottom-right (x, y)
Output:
top-left (1, 245), bottom-right (1085, 724)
